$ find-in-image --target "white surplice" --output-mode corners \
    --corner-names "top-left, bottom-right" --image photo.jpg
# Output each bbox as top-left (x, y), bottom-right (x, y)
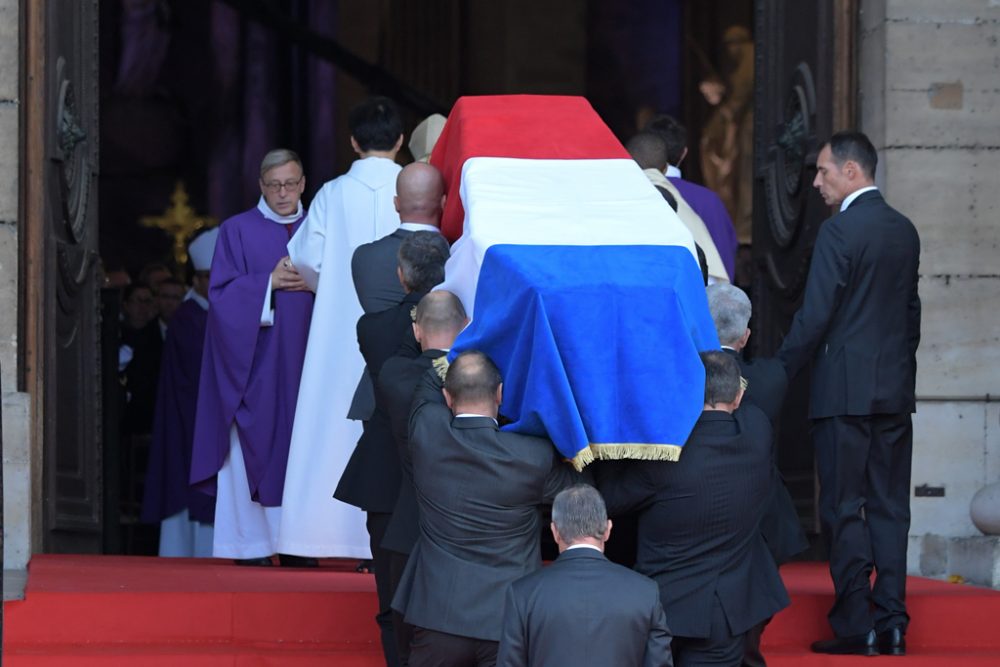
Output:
top-left (281, 156), bottom-right (402, 557)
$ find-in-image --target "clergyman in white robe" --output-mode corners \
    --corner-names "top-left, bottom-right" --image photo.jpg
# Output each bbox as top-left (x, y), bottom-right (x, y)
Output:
top-left (282, 155), bottom-right (403, 557)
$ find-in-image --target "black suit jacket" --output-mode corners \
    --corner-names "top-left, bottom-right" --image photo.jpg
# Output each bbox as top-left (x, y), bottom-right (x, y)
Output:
top-left (778, 190), bottom-right (921, 419)
top-left (333, 291), bottom-right (422, 513)
top-left (121, 320), bottom-right (164, 434)
top-left (392, 369), bottom-right (582, 642)
top-left (377, 349), bottom-right (447, 555)
top-left (598, 407), bottom-right (789, 639)
top-left (724, 348), bottom-right (807, 565)
top-left (497, 548), bottom-right (673, 667)
top-left (351, 228), bottom-right (411, 314)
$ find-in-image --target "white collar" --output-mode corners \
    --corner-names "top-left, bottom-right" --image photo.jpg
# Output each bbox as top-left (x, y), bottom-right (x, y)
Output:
top-left (257, 196), bottom-right (304, 224)
top-left (399, 222), bottom-right (441, 233)
top-left (565, 544), bottom-right (603, 553)
top-left (455, 413), bottom-right (499, 425)
top-left (721, 345), bottom-right (738, 352)
top-left (184, 288), bottom-right (209, 311)
top-left (665, 165), bottom-right (682, 179)
top-left (840, 186), bottom-right (878, 212)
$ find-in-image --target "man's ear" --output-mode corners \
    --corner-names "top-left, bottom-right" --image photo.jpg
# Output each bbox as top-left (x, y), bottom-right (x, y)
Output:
top-left (496, 382), bottom-right (504, 406)
top-left (439, 193), bottom-right (447, 212)
top-left (602, 519), bottom-right (613, 542)
top-left (550, 522), bottom-right (560, 544)
top-left (397, 265), bottom-right (406, 290)
top-left (733, 386), bottom-right (745, 410)
top-left (443, 388), bottom-right (454, 410)
top-left (739, 328), bottom-right (751, 349)
top-left (678, 146), bottom-right (688, 166)
top-left (350, 136), bottom-right (362, 155)
top-left (393, 134), bottom-right (404, 152)
top-left (394, 195), bottom-right (401, 213)
top-left (412, 322), bottom-right (422, 345)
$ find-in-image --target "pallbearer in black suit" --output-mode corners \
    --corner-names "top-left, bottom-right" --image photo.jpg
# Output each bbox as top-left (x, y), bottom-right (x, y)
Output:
top-left (378, 291), bottom-right (469, 666)
top-left (336, 230), bottom-right (451, 667)
top-left (393, 351), bottom-right (582, 667)
top-left (598, 352), bottom-right (789, 667)
top-left (778, 132), bottom-right (920, 657)
top-left (497, 484), bottom-right (673, 667)
top-left (707, 284), bottom-right (808, 667)
top-left (348, 162), bottom-right (446, 420)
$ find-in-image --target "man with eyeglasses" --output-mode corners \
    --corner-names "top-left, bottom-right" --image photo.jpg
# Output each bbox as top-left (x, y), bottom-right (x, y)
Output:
top-left (190, 148), bottom-right (316, 567)
top-left (280, 97), bottom-right (406, 566)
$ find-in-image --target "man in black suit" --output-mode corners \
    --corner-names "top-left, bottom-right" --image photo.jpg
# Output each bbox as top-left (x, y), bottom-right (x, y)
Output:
top-left (707, 284), bottom-right (808, 667)
top-left (335, 230), bottom-right (451, 667)
top-left (778, 131), bottom-right (920, 657)
top-left (348, 162), bottom-right (446, 421)
top-left (598, 351), bottom-right (789, 667)
top-left (497, 484), bottom-right (673, 667)
top-left (393, 351), bottom-right (582, 667)
top-left (378, 290), bottom-right (469, 665)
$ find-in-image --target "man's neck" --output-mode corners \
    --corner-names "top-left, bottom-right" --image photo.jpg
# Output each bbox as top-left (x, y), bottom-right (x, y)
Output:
top-left (703, 405), bottom-right (735, 414)
top-left (359, 150), bottom-right (398, 160)
top-left (563, 541), bottom-right (604, 553)
top-left (452, 405), bottom-right (496, 419)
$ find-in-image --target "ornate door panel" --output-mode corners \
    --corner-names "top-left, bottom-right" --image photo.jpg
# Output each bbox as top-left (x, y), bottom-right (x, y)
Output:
top-left (35, 1), bottom-right (103, 552)
top-left (752, 1), bottom-right (853, 530)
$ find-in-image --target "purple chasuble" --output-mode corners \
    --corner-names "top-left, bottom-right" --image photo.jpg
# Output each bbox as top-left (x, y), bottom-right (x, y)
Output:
top-left (141, 298), bottom-right (215, 524)
top-left (190, 206), bottom-right (314, 506)
top-left (670, 176), bottom-right (738, 281)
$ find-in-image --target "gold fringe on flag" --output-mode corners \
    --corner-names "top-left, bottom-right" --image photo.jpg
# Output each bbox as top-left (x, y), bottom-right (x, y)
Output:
top-left (570, 442), bottom-right (684, 471)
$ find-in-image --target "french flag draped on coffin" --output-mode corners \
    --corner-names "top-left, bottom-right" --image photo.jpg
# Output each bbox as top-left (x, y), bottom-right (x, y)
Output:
top-left (432, 95), bottom-right (719, 469)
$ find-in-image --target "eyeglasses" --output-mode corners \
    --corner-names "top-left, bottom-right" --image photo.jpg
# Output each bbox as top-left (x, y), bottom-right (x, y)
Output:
top-left (261, 177), bottom-right (303, 193)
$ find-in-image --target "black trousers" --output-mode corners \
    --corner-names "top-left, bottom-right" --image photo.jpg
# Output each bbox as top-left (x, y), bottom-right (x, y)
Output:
top-left (408, 626), bottom-right (498, 667)
top-left (672, 594), bottom-right (745, 667)
top-left (367, 511), bottom-right (399, 667)
top-left (741, 617), bottom-right (769, 667)
top-left (388, 550), bottom-right (415, 666)
top-left (813, 413), bottom-right (912, 638)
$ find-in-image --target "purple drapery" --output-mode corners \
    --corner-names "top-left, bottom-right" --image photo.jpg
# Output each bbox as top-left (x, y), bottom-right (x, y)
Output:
top-left (206, 0), bottom-right (338, 220)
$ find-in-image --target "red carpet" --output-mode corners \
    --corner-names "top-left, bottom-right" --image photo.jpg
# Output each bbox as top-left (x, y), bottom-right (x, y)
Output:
top-left (4, 555), bottom-right (1000, 665)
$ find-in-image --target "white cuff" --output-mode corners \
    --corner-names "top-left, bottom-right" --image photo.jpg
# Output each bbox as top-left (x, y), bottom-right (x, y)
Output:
top-left (261, 276), bottom-right (275, 327)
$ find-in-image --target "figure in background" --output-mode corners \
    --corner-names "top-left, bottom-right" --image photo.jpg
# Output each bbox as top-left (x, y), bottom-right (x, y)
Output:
top-left (645, 114), bottom-right (738, 281)
top-left (282, 97), bottom-right (405, 559)
top-left (141, 228), bottom-right (219, 557)
top-left (699, 25), bottom-right (754, 245)
top-left (154, 276), bottom-right (185, 335)
top-left (779, 132), bottom-right (920, 657)
top-left (190, 148), bottom-right (315, 567)
top-left (626, 131), bottom-right (729, 283)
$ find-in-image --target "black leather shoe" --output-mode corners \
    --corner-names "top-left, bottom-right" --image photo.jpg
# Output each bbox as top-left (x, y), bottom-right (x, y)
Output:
top-left (877, 627), bottom-right (906, 656)
top-left (278, 554), bottom-right (319, 568)
top-left (810, 629), bottom-right (879, 656)
top-left (234, 556), bottom-right (273, 567)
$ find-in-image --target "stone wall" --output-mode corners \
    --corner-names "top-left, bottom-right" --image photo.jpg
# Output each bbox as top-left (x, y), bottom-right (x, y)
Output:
top-left (0, 0), bottom-right (31, 570)
top-left (859, 0), bottom-right (1000, 585)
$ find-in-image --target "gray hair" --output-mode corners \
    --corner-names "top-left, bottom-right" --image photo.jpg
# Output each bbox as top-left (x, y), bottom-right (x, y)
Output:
top-left (259, 148), bottom-right (303, 178)
top-left (707, 283), bottom-right (752, 347)
top-left (551, 485), bottom-right (608, 543)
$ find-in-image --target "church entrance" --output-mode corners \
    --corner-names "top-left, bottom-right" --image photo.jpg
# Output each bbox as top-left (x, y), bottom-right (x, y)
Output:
top-left (22, 0), bottom-right (854, 555)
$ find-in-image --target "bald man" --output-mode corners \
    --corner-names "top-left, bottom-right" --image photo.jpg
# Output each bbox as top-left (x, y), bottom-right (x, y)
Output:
top-left (346, 162), bottom-right (448, 421)
top-left (352, 162), bottom-right (447, 313)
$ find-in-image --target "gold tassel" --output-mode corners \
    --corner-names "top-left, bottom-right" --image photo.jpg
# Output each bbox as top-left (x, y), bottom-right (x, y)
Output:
top-left (569, 443), bottom-right (684, 471)
top-left (431, 355), bottom-right (450, 381)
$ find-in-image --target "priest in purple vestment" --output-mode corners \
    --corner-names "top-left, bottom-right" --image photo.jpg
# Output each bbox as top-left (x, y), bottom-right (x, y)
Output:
top-left (190, 148), bottom-right (315, 566)
top-left (141, 228), bottom-right (219, 557)
top-left (646, 115), bottom-right (738, 281)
